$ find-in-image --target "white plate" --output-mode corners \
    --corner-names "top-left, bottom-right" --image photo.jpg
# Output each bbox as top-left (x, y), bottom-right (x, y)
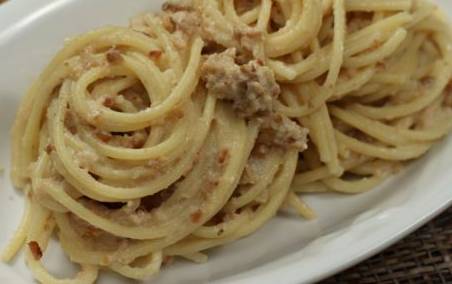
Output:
top-left (0, 1), bottom-right (451, 283)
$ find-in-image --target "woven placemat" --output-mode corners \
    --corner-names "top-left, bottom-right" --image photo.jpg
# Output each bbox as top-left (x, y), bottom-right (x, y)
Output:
top-left (323, 206), bottom-right (452, 283)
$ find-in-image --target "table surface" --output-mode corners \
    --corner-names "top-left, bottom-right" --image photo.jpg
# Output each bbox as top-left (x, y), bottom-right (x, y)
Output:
top-left (323, 206), bottom-right (452, 283)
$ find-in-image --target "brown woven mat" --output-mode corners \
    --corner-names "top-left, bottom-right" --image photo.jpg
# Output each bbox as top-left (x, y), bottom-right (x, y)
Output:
top-left (322, 206), bottom-right (452, 283)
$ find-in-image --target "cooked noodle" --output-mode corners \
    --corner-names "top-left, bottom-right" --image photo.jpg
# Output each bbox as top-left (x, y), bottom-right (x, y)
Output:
top-left (3, 0), bottom-right (452, 283)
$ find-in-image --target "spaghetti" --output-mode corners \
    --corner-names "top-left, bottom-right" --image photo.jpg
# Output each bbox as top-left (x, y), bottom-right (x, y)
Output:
top-left (3, 0), bottom-right (452, 283)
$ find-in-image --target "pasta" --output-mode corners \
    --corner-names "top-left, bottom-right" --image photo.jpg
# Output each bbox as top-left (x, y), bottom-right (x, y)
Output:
top-left (3, 0), bottom-right (452, 283)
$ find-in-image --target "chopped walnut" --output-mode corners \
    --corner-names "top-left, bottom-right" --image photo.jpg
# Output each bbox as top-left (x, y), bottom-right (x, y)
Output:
top-left (239, 154), bottom-right (261, 185)
top-left (103, 97), bottom-right (115, 108)
top-left (162, 0), bottom-right (194, 12)
top-left (190, 209), bottom-right (203, 223)
top-left (28, 241), bottom-right (43, 260)
top-left (76, 149), bottom-right (99, 170)
top-left (234, 27), bottom-right (264, 58)
top-left (64, 112), bottom-right (78, 134)
top-left (217, 148), bottom-right (230, 165)
top-left (443, 81), bottom-right (452, 107)
top-left (168, 108), bottom-right (185, 121)
top-left (162, 255), bottom-right (174, 266)
top-left (67, 46), bottom-right (107, 78)
top-left (169, 10), bottom-right (200, 36)
top-left (160, 13), bottom-right (176, 32)
top-left (257, 114), bottom-right (309, 152)
top-left (149, 50), bottom-right (163, 60)
top-left (81, 225), bottom-right (102, 238)
top-left (96, 131), bottom-right (112, 143)
top-left (106, 48), bottom-right (123, 64)
top-left (45, 144), bottom-right (55, 154)
top-left (201, 48), bottom-right (280, 118)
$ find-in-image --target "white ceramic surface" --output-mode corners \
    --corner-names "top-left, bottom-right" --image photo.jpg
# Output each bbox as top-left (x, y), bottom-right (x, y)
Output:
top-left (0, 1), bottom-right (451, 283)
